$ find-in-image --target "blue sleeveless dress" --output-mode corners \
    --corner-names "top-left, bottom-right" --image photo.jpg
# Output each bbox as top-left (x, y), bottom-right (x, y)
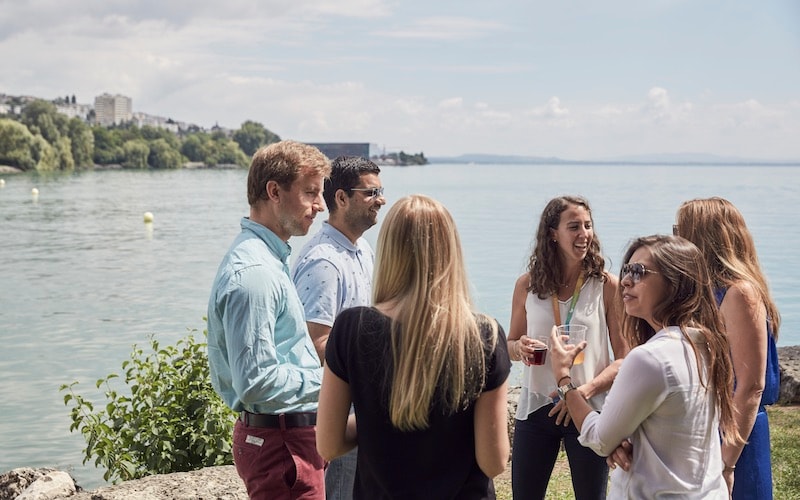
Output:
top-left (716, 288), bottom-right (778, 500)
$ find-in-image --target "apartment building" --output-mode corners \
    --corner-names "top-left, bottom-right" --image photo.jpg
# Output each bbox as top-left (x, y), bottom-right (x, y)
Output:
top-left (94, 93), bottom-right (132, 126)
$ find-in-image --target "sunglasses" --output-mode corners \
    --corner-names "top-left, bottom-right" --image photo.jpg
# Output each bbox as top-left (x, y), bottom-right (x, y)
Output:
top-left (348, 187), bottom-right (384, 199)
top-left (621, 262), bottom-right (659, 283)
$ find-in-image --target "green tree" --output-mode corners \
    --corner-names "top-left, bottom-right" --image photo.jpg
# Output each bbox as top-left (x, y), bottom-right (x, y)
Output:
top-left (122, 139), bottom-right (150, 169)
top-left (54, 135), bottom-right (75, 171)
top-left (232, 120), bottom-right (280, 157)
top-left (141, 125), bottom-right (180, 149)
top-left (0, 119), bottom-right (39, 170)
top-left (61, 332), bottom-right (236, 483)
top-left (179, 131), bottom-right (249, 167)
top-left (32, 134), bottom-right (59, 172)
top-left (68, 118), bottom-right (95, 168)
top-left (19, 99), bottom-right (76, 170)
top-left (93, 126), bottom-right (124, 164)
top-left (180, 134), bottom-right (206, 162)
top-left (209, 135), bottom-right (250, 167)
top-left (148, 138), bottom-right (184, 169)
top-left (21, 100), bottom-right (65, 144)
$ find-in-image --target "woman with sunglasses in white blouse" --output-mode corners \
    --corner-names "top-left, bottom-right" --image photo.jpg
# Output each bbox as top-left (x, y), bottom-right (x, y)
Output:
top-left (549, 234), bottom-right (743, 499)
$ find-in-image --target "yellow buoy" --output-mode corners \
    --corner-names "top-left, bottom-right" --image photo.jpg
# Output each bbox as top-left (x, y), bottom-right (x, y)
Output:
top-left (143, 212), bottom-right (154, 223)
top-left (31, 187), bottom-right (39, 195)
top-left (0, 179), bottom-right (5, 187)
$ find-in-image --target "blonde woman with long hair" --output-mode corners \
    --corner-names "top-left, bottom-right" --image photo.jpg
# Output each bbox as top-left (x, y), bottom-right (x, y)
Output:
top-left (675, 197), bottom-right (780, 499)
top-left (317, 194), bottom-right (511, 499)
top-left (550, 235), bottom-right (743, 498)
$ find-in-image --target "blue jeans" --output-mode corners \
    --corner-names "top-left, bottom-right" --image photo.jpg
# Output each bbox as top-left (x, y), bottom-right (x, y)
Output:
top-left (512, 404), bottom-right (608, 500)
top-left (325, 446), bottom-right (357, 500)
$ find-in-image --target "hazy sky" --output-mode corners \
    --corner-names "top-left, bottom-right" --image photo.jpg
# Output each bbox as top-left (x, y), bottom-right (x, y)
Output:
top-left (1, 0), bottom-right (798, 160)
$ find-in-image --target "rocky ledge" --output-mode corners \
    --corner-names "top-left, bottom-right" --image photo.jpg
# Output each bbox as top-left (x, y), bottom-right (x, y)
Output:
top-left (4, 346), bottom-right (800, 500)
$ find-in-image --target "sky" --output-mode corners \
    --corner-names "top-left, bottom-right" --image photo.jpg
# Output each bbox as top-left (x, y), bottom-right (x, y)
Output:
top-left (1, 0), bottom-right (799, 161)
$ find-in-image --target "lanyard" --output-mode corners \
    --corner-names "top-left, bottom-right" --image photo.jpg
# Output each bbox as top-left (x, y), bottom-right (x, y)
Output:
top-left (551, 272), bottom-right (584, 326)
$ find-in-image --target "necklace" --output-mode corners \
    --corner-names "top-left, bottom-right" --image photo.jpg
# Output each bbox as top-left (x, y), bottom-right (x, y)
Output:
top-left (552, 272), bottom-right (584, 326)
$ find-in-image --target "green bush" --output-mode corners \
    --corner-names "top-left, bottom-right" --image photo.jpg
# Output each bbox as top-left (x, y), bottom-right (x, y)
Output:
top-left (60, 330), bottom-right (236, 483)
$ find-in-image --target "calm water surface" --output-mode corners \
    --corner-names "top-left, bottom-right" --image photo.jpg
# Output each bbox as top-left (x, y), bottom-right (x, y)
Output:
top-left (1, 163), bottom-right (798, 488)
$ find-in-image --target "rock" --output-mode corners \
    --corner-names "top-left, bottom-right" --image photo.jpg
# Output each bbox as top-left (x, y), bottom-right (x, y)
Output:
top-left (778, 346), bottom-right (800, 404)
top-left (1, 466), bottom-right (245, 500)
top-left (16, 471), bottom-right (76, 500)
top-left (0, 165), bottom-right (23, 174)
top-left (69, 465), bottom-right (246, 500)
top-left (0, 468), bottom-right (77, 500)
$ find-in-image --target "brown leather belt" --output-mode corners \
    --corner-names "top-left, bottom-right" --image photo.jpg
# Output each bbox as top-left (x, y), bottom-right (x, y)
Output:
top-left (240, 411), bottom-right (317, 429)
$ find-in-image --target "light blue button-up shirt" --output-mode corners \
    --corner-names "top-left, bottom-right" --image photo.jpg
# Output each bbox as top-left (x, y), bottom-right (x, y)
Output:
top-left (207, 217), bottom-right (322, 414)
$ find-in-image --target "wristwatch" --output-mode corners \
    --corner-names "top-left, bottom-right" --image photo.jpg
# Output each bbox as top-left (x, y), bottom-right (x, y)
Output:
top-left (557, 381), bottom-right (577, 400)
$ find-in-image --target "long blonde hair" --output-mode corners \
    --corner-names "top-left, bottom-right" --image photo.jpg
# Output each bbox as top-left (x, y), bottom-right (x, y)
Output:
top-left (373, 195), bottom-right (497, 431)
top-left (675, 197), bottom-right (780, 338)
top-left (620, 235), bottom-right (743, 446)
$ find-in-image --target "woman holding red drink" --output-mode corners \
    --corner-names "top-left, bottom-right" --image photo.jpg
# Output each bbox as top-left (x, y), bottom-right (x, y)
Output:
top-left (507, 195), bottom-right (628, 499)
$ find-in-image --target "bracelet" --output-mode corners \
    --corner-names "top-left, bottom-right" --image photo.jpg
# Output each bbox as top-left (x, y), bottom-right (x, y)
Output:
top-left (723, 464), bottom-right (736, 472)
top-left (557, 375), bottom-right (572, 386)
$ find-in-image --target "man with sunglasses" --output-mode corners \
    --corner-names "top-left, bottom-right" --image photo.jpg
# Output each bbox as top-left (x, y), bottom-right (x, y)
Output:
top-left (292, 155), bottom-right (385, 500)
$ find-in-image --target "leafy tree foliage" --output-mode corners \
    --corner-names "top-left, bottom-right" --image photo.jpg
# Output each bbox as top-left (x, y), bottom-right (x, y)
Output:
top-left (61, 332), bottom-right (236, 483)
top-left (0, 119), bottom-right (41, 170)
top-left (5, 100), bottom-right (280, 170)
top-left (122, 140), bottom-right (150, 169)
top-left (68, 118), bottom-right (95, 168)
top-left (148, 138), bottom-right (184, 169)
top-left (232, 120), bottom-right (281, 157)
top-left (93, 126), bottom-right (124, 164)
top-left (0, 118), bottom-right (59, 171)
top-left (179, 134), bottom-right (206, 162)
top-left (21, 100), bottom-right (66, 144)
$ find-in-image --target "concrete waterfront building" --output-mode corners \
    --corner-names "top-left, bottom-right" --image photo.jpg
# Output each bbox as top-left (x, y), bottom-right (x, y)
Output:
top-left (94, 93), bottom-right (132, 126)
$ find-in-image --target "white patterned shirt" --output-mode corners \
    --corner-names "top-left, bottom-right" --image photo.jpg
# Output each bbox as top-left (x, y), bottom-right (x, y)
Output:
top-left (291, 222), bottom-right (374, 327)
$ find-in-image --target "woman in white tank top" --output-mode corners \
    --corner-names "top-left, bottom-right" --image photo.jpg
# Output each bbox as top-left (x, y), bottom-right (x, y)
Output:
top-left (507, 195), bottom-right (628, 500)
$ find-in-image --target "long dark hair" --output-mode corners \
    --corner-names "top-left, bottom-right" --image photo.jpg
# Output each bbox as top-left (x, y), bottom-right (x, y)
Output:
top-left (527, 195), bottom-right (607, 298)
top-left (620, 234), bottom-right (742, 446)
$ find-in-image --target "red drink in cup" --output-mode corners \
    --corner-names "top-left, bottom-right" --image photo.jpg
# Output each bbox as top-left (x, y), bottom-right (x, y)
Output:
top-left (528, 335), bottom-right (550, 366)
top-left (530, 346), bottom-right (548, 365)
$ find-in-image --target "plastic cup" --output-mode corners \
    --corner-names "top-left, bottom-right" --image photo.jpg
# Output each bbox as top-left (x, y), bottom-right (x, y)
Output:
top-left (557, 324), bottom-right (587, 365)
top-left (529, 336), bottom-right (549, 365)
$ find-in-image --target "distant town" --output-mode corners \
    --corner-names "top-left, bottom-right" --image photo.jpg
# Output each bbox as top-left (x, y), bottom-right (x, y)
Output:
top-left (0, 92), bottom-right (428, 170)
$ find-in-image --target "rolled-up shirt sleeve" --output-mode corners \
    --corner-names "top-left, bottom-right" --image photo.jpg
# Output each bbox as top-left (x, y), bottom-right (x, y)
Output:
top-left (220, 264), bottom-right (322, 411)
top-left (578, 347), bottom-right (668, 456)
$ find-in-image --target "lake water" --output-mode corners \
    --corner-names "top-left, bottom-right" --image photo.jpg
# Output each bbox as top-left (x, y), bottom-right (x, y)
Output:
top-left (1, 163), bottom-right (798, 489)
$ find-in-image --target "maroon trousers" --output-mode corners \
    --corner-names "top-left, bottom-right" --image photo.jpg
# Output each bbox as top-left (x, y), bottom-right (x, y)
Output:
top-left (233, 418), bottom-right (325, 499)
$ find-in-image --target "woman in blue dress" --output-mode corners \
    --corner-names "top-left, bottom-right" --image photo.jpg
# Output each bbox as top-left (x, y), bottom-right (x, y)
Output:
top-left (675, 197), bottom-right (781, 499)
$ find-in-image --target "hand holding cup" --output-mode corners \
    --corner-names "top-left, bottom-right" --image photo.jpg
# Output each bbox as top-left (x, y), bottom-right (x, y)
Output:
top-left (549, 326), bottom-right (587, 382)
top-left (556, 324), bottom-right (588, 365)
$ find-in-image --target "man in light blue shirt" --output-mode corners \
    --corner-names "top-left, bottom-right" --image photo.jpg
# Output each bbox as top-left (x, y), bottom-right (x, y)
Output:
top-left (207, 140), bottom-right (331, 500)
top-left (292, 156), bottom-right (384, 500)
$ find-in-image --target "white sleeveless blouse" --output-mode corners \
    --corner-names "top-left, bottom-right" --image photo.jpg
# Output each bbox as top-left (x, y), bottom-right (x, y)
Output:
top-left (516, 276), bottom-right (611, 419)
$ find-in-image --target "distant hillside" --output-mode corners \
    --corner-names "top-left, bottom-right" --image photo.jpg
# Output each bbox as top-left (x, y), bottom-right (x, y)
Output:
top-left (429, 154), bottom-right (571, 164)
top-left (429, 152), bottom-right (800, 166)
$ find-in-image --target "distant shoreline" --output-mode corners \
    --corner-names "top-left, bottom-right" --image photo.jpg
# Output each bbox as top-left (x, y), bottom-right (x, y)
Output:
top-left (4, 160), bottom-right (800, 176)
top-left (430, 157), bottom-right (800, 167)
